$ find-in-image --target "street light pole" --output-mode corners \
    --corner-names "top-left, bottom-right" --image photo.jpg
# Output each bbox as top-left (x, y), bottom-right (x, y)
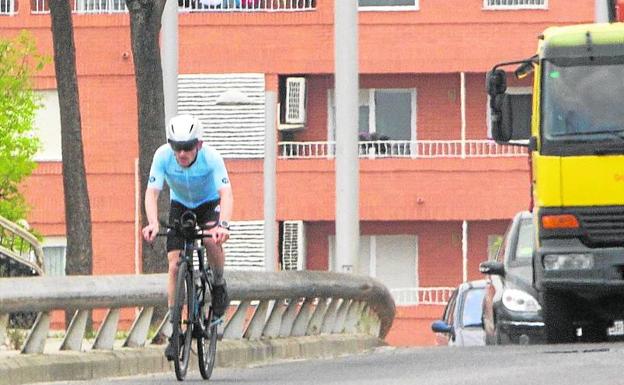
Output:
top-left (334, 0), bottom-right (359, 274)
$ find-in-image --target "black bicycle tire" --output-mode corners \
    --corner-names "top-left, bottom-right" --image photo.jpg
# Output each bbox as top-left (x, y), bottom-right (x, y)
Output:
top-left (197, 286), bottom-right (218, 380)
top-left (172, 261), bottom-right (194, 381)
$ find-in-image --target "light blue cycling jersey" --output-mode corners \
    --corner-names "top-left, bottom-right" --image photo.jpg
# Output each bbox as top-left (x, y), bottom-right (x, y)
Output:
top-left (147, 143), bottom-right (230, 209)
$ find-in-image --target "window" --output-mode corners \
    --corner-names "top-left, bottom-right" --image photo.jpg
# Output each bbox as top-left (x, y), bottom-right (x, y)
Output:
top-left (513, 219), bottom-right (534, 263)
top-left (0, 0), bottom-right (16, 14)
top-left (31, 0), bottom-right (48, 13)
top-left (359, 0), bottom-right (418, 10)
top-left (487, 87), bottom-right (531, 140)
top-left (34, 90), bottom-right (62, 161)
top-left (328, 234), bottom-right (418, 290)
top-left (42, 237), bottom-right (66, 276)
top-left (329, 88), bottom-right (416, 142)
top-left (460, 288), bottom-right (485, 327)
top-left (483, 0), bottom-right (547, 9)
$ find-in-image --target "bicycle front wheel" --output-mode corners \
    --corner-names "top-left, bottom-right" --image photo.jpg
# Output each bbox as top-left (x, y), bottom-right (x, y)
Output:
top-left (171, 261), bottom-right (194, 381)
top-left (197, 286), bottom-right (218, 380)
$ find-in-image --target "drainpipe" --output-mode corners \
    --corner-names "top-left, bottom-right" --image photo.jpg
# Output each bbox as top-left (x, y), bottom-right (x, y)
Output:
top-left (462, 220), bottom-right (468, 283)
top-left (460, 72), bottom-right (466, 159)
top-left (264, 91), bottom-right (278, 271)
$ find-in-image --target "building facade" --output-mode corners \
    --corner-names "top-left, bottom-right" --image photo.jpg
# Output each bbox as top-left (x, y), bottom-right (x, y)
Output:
top-left (1, 0), bottom-right (593, 345)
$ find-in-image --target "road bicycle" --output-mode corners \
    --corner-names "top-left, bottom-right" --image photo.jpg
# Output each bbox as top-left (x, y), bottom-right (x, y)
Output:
top-left (159, 210), bottom-right (220, 381)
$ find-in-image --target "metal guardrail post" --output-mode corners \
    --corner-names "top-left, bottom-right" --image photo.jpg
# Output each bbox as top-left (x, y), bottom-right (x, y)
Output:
top-left (321, 298), bottom-right (342, 334)
top-left (60, 309), bottom-right (89, 351)
top-left (262, 299), bottom-right (285, 338)
top-left (344, 301), bottom-right (365, 333)
top-left (93, 308), bottom-right (120, 350)
top-left (291, 297), bottom-right (315, 337)
top-left (306, 297), bottom-right (329, 336)
top-left (332, 299), bottom-right (351, 334)
top-left (123, 307), bottom-right (154, 348)
top-left (21, 312), bottom-right (51, 354)
top-left (244, 300), bottom-right (269, 340)
top-left (223, 300), bottom-right (250, 339)
top-left (278, 298), bottom-right (300, 337)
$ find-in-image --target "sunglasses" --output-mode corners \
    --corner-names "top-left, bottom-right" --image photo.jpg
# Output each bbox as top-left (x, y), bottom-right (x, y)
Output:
top-left (169, 140), bottom-right (197, 152)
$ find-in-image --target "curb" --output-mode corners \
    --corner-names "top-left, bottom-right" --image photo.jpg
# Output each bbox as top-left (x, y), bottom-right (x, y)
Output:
top-left (0, 335), bottom-right (383, 385)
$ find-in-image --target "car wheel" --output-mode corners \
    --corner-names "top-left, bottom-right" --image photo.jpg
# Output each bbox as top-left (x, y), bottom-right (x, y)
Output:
top-left (543, 291), bottom-right (575, 344)
top-left (495, 324), bottom-right (511, 345)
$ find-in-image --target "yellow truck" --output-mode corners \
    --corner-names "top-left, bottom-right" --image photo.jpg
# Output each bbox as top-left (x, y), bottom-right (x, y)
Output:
top-left (487, 18), bottom-right (624, 343)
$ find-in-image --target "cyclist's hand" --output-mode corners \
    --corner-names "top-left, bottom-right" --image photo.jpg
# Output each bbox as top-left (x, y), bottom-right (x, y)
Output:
top-left (213, 226), bottom-right (230, 245)
top-left (142, 223), bottom-right (159, 242)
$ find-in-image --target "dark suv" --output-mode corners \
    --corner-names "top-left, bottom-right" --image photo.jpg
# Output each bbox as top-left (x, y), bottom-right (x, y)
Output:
top-left (479, 211), bottom-right (545, 345)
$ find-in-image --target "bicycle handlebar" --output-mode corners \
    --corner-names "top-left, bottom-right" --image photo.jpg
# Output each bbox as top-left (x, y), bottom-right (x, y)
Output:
top-left (155, 210), bottom-right (217, 240)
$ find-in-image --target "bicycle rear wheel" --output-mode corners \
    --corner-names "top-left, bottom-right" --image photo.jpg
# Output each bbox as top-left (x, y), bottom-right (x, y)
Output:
top-left (197, 285), bottom-right (218, 380)
top-left (171, 261), bottom-right (194, 381)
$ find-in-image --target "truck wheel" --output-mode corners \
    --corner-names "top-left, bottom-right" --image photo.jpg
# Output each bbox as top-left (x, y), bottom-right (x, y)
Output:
top-left (543, 291), bottom-right (575, 344)
top-left (581, 321), bottom-right (607, 343)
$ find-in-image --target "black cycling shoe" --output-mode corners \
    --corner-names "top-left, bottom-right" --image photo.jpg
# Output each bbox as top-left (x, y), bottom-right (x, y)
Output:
top-left (212, 282), bottom-right (230, 317)
top-left (164, 338), bottom-right (177, 361)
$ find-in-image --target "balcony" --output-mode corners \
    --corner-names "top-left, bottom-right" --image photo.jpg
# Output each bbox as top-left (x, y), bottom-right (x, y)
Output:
top-left (278, 139), bottom-right (528, 159)
top-left (27, 0), bottom-right (315, 14)
top-left (391, 287), bottom-right (454, 306)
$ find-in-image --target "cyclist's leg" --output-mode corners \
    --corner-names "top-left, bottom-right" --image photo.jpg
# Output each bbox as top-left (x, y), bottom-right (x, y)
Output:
top-left (197, 200), bottom-right (229, 316)
top-left (165, 201), bottom-right (187, 360)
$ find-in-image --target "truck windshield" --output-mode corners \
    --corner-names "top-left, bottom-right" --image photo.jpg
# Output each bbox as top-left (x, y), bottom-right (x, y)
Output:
top-left (542, 61), bottom-right (624, 142)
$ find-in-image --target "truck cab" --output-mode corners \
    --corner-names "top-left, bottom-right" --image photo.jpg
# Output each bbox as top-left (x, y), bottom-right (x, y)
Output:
top-left (487, 22), bottom-right (624, 343)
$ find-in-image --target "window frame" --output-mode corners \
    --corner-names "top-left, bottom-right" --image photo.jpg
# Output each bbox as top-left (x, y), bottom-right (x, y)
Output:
top-left (42, 236), bottom-right (67, 276)
top-left (358, 0), bottom-right (419, 12)
top-left (328, 87), bottom-right (417, 143)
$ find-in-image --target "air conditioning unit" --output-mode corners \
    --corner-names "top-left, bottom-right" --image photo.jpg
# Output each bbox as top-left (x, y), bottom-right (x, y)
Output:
top-left (281, 77), bottom-right (306, 129)
top-left (281, 221), bottom-right (306, 271)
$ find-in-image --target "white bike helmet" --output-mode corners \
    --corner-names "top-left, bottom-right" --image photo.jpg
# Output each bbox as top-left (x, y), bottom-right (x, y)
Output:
top-left (167, 114), bottom-right (202, 150)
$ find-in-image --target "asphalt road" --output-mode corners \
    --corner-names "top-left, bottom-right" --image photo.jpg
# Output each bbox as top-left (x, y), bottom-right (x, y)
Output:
top-left (41, 343), bottom-right (624, 385)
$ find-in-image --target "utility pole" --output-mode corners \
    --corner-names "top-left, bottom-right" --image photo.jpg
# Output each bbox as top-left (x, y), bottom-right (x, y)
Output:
top-left (334, 0), bottom-right (359, 273)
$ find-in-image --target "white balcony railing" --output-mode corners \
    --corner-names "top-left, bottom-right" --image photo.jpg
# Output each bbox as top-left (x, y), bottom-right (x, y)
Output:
top-left (278, 140), bottom-right (529, 159)
top-left (29, 0), bottom-right (314, 14)
top-left (390, 287), bottom-right (455, 306)
top-left (178, 0), bottom-right (316, 12)
top-left (483, 0), bottom-right (547, 10)
top-left (0, 0), bottom-right (16, 15)
top-left (30, 0), bottom-right (127, 13)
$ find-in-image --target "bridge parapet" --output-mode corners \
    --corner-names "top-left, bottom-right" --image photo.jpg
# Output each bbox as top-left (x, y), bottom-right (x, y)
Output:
top-left (0, 271), bottom-right (395, 354)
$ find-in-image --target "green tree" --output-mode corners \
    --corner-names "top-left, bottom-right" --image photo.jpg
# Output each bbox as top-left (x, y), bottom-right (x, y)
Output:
top-left (0, 31), bottom-right (45, 223)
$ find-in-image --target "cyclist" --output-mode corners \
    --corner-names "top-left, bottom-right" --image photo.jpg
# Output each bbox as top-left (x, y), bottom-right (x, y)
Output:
top-left (141, 114), bottom-right (232, 361)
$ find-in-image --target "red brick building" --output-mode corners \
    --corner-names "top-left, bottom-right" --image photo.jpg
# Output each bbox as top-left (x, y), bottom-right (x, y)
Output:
top-left (1, 0), bottom-right (593, 345)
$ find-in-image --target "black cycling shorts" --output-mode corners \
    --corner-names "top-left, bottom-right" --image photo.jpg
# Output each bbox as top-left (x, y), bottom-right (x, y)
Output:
top-left (167, 199), bottom-right (220, 252)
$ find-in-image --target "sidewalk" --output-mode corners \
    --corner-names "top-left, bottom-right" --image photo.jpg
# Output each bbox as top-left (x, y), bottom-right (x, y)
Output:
top-left (0, 334), bottom-right (383, 385)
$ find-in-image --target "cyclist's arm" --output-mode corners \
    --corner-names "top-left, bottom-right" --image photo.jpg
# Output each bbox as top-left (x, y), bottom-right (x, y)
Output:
top-left (145, 187), bottom-right (161, 226)
top-left (218, 185), bottom-right (233, 224)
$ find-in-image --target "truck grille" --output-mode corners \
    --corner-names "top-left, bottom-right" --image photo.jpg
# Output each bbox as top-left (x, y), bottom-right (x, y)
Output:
top-left (577, 207), bottom-right (624, 247)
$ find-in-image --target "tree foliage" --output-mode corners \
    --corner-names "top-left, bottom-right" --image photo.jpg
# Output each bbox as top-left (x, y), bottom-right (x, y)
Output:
top-left (0, 31), bottom-right (46, 222)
